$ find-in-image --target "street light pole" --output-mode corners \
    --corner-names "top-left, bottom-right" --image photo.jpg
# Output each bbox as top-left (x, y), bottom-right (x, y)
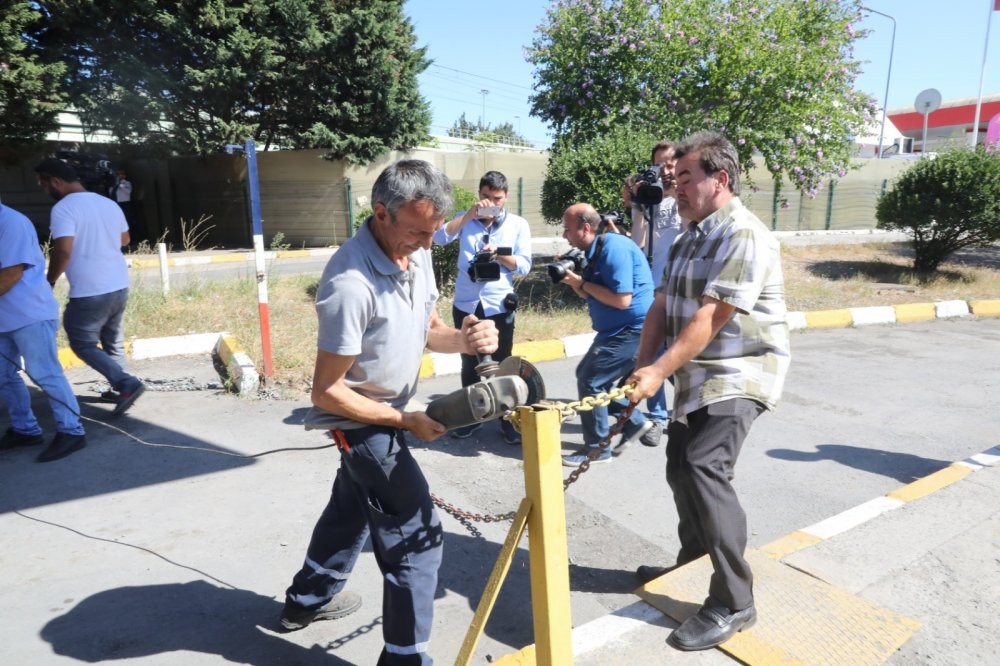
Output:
top-left (480, 89), bottom-right (490, 127)
top-left (862, 6), bottom-right (896, 158)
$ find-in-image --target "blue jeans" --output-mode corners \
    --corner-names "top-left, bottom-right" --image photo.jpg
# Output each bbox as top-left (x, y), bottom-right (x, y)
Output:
top-left (286, 426), bottom-right (441, 664)
top-left (0, 319), bottom-right (85, 436)
top-left (63, 288), bottom-right (139, 391)
top-left (576, 327), bottom-right (647, 445)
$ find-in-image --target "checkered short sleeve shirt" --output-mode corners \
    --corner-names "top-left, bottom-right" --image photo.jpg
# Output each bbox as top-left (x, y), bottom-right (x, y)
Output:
top-left (663, 197), bottom-right (791, 420)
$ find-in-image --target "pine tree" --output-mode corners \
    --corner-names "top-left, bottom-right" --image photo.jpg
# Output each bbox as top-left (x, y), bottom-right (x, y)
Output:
top-left (0, 0), bottom-right (65, 152)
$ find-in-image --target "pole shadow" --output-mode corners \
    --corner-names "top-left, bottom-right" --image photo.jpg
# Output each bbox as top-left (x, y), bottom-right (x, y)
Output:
top-left (766, 443), bottom-right (950, 483)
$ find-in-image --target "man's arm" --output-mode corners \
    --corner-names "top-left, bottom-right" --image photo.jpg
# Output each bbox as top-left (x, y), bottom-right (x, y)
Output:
top-left (0, 264), bottom-right (25, 296)
top-left (425, 309), bottom-right (498, 355)
top-left (628, 296), bottom-right (736, 401)
top-left (561, 268), bottom-right (632, 309)
top-left (121, 231), bottom-right (131, 247)
top-left (47, 236), bottom-right (73, 286)
top-left (636, 292), bottom-right (668, 367)
top-left (311, 349), bottom-right (445, 441)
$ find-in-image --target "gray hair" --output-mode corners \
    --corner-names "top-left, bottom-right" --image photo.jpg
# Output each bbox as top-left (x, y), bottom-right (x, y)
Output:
top-left (371, 159), bottom-right (453, 219)
top-left (673, 131), bottom-right (741, 195)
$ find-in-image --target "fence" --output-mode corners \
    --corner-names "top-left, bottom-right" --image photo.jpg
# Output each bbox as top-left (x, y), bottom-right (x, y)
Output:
top-left (1, 145), bottom-right (914, 248)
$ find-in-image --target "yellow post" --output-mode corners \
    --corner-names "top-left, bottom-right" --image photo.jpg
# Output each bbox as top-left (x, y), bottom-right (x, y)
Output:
top-left (455, 498), bottom-right (532, 666)
top-left (519, 405), bottom-right (573, 664)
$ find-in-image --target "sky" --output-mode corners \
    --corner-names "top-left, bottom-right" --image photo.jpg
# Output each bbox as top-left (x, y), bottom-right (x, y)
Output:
top-left (403, 0), bottom-right (1000, 148)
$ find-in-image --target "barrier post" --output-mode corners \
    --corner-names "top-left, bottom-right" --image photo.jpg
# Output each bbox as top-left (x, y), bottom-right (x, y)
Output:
top-left (520, 406), bottom-right (573, 664)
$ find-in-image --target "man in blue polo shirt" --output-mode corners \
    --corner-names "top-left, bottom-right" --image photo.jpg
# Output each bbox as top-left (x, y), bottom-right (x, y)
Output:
top-left (433, 170), bottom-right (532, 443)
top-left (0, 200), bottom-right (87, 462)
top-left (557, 202), bottom-right (660, 465)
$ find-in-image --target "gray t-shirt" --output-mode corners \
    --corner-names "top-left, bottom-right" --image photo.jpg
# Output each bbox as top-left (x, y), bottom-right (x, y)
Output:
top-left (305, 220), bottom-right (439, 431)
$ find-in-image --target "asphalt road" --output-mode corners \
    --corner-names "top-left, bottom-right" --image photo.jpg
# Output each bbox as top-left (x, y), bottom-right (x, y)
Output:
top-left (2, 317), bottom-right (997, 664)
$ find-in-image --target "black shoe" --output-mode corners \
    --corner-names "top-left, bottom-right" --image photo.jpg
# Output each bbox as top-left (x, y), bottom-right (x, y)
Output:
top-left (111, 382), bottom-right (145, 417)
top-left (37, 432), bottom-right (87, 463)
top-left (500, 418), bottom-right (521, 445)
top-left (0, 427), bottom-right (45, 450)
top-left (667, 602), bottom-right (756, 651)
top-left (635, 562), bottom-right (685, 583)
top-left (99, 390), bottom-right (121, 403)
top-left (279, 591), bottom-right (362, 631)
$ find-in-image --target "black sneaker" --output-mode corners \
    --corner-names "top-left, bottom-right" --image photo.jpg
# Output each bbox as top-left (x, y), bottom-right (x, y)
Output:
top-left (0, 427), bottom-right (44, 450)
top-left (279, 591), bottom-right (362, 631)
top-left (500, 418), bottom-right (521, 445)
top-left (37, 432), bottom-right (86, 463)
top-left (111, 382), bottom-right (145, 418)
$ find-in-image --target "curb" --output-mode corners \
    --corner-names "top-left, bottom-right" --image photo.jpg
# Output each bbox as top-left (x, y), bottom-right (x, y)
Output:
top-left (419, 298), bottom-right (1000, 378)
top-left (57, 332), bottom-right (258, 396)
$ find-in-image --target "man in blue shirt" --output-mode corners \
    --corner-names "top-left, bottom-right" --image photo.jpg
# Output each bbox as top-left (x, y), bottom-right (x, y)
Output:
top-left (0, 201), bottom-right (87, 462)
top-left (557, 203), bottom-right (659, 465)
top-left (433, 171), bottom-right (532, 443)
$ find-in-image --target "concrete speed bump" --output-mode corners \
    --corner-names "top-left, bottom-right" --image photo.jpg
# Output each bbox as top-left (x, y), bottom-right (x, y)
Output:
top-left (637, 551), bottom-right (920, 665)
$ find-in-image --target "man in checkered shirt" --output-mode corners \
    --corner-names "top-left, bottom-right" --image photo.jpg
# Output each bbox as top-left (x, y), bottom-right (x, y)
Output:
top-left (627, 131), bottom-right (791, 652)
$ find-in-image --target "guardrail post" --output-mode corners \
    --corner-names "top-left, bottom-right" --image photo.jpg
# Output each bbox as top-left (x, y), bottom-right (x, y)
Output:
top-left (345, 177), bottom-right (355, 239)
top-left (825, 179), bottom-right (836, 230)
top-left (520, 406), bottom-right (573, 664)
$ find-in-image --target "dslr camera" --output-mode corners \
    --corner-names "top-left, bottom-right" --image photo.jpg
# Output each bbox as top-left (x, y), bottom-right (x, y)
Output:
top-left (632, 164), bottom-right (665, 206)
top-left (547, 247), bottom-right (587, 283)
top-left (468, 246), bottom-right (512, 283)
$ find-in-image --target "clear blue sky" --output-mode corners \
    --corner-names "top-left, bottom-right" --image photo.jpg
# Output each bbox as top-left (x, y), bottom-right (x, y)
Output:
top-left (404, 0), bottom-right (1000, 148)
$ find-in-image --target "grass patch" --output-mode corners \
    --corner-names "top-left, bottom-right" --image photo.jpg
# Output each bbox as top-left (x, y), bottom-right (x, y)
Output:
top-left (57, 241), bottom-right (1000, 396)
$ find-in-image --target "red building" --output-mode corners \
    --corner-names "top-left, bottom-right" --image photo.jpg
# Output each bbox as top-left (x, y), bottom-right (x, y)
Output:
top-left (887, 93), bottom-right (1000, 153)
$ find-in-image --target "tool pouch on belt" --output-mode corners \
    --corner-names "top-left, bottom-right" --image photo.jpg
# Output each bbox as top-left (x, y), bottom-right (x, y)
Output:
top-left (426, 375), bottom-right (529, 431)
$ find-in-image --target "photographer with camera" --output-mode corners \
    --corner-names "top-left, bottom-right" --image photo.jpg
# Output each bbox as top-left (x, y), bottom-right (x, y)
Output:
top-left (433, 171), bottom-right (532, 443)
top-left (624, 140), bottom-right (683, 434)
top-left (556, 203), bottom-right (659, 466)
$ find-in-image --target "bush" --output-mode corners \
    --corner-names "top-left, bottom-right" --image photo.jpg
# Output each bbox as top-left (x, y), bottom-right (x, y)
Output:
top-left (541, 124), bottom-right (661, 223)
top-left (877, 147), bottom-right (1000, 273)
top-left (352, 184), bottom-right (478, 292)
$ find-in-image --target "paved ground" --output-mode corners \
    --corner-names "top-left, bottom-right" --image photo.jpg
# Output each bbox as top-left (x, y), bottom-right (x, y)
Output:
top-left (1, 317), bottom-right (998, 664)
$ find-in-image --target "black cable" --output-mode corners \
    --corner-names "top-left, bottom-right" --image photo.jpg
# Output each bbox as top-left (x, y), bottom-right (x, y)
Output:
top-left (0, 348), bottom-right (335, 458)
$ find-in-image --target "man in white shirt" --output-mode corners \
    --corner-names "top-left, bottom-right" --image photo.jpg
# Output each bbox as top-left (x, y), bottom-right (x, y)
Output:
top-left (35, 158), bottom-right (145, 417)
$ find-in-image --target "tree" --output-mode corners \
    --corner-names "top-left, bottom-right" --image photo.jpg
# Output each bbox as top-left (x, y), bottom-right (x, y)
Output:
top-left (526, 0), bottom-right (877, 206)
top-left (447, 112), bottom-right (533, 147)
top-left (0, 0), bottom-right (65, 153)
top-left (35, 0), bottom-right (431, 161)
top-left (542, 124), bottom-right (659, 221)
top-left (876, 148), bottom-right (1000, 274)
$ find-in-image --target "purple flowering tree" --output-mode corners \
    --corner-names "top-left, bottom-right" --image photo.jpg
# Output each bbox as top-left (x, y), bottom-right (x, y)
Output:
top-left (528, 0), bottom-right (877, 212)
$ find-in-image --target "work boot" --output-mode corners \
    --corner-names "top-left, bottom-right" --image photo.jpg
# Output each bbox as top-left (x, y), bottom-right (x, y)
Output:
top-left (279, 591), bottom-right (362, 631)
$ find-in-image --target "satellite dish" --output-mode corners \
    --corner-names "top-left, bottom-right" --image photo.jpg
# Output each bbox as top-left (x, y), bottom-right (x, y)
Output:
top-left (914, 88), bottom-right (942, 115)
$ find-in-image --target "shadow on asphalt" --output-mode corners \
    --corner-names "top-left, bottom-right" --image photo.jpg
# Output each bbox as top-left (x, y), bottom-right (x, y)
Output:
top-left (766, 443), bottom-right (950, 483)
top-left (39, 581), bottom-right (353, 665)
top-left (0, 387), bottom-right (254, 513)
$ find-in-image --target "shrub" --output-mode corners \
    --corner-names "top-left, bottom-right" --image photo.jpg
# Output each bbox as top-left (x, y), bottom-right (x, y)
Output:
top-left (352, 184), bottom-right (478, 291)
top-left (541, 124), bottom-right (661, 223)
top-left (877, 147), bottom-right (1000, 273)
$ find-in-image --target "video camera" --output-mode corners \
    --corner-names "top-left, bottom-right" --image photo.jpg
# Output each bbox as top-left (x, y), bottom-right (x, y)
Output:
top-left (468, 246), bottom-right (512, 283)
top-left (55, 150), bottom-right (116, 196)
top-left (632, 164), bottom-right (665, 206)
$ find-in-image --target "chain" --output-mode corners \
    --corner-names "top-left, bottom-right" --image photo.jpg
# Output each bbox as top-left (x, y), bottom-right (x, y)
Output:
top-left (431, 384), bottom-right (637, 536)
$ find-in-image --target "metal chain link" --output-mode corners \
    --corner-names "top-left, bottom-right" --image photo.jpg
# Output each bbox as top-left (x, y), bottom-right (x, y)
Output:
top-left (430, 384), bottom-right (637, 535)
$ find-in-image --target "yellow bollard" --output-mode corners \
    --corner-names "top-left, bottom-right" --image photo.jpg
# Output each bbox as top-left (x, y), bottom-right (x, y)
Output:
top-left (520, 405), bottom-right (573, 665)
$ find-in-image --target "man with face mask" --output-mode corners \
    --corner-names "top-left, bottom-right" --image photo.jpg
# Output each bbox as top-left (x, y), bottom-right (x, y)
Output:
top-left (34, 158), bottom-right (145, 417)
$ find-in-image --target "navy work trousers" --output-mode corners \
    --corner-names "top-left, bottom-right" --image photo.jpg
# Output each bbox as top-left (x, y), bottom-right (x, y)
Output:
top-left (285, 425), bottom-right (443, 664)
